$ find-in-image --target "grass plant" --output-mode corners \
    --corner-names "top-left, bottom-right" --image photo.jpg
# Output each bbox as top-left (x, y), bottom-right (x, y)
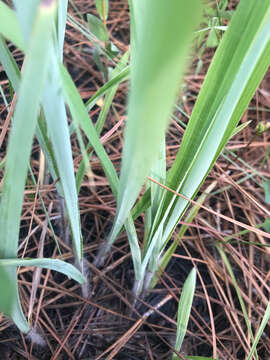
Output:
top-left (0, 0), bottom-right (270, 358)
top-left (96, 0), bottom-right (270, 298)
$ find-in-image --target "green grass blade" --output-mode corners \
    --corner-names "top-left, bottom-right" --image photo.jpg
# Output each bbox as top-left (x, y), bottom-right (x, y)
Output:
top-left (173, 268), bottom-right (196, 359)
top-left (216, 244), bottom-right (256, 353)
top-left (76, 51), bottom-right (129, 191)
top-left (57, 0), bottom-right (68, 61)
top-left (247, 301), bottom-right (270, 360)
top-left (0, 1), bottom-right (25, 51)
top-left (59, 63), bottom-right (119, 195)
top-left (0, 258), bottom-right (85, 284)
top-left (12, 0), bottom-right (40, 46)
top-left (0, 36), bottom-right (21, 87)
top-left (150, 181), bottom-right (217, 289)
top-left (0, 265), bottom-right (14, 315)
top-left (0, 34), bottom-right (62, 197)
top-left (0, 0), bottom-right (57, 332)
top-left (162, 0), bottom-right (270, 244)
top-left (231, 120), bottom-right (252, 138)
top-left (42, 51), bottom-right (82, 261)
top-left (85, 66), bottom-right (129, 111)
top-left (59, 62), bottom-right (143, 281)
top-left (185, 357), bottom-right (217, 360)
top-left (107, 0), bottom-right (202, 251)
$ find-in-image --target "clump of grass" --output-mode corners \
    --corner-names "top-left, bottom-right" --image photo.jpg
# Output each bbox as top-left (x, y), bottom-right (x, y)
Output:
top-left (0, 1), bottom-right (270, 358)
top-left (95, 0), bottom-right (270, 300)
top-left (0, 0), bottom-right (84, 333)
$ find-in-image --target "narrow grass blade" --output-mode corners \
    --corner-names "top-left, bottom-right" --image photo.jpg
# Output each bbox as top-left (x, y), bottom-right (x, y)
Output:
top-left (160, 0), bottom-right (270, 246)
top-left (0, 1), bottom-right (25, 51)
top-left (0, 0), bottom-right (56, 332)
top-left (42, 51), bottom-right (82, 261)
top-left (0, 36), bottom-right (21, 87)
top-left (0, 258), bottom-right (85, 284)
top-left (12, 0), bottom-right (40, 46)
top-left (85, 66), bottom-right (129, 111)
top-left (57, 0), bottom-right (68, 61)
top-left (150, 181), bottom-right (217, 289)
top-left (0, 37), bottom-right (62, 196)
top-left (185, 357), bottom-right (217, 360)
top-left (173, 268), bottom-right (196, 359)
top-left (59, 63), bottom-right (119, 195)
top-left (247, 300), bottom-right (270, 360)
top-left (76, 51), bottom-right (129, 191)
top-left (231, 120), bottom-right (252, 138)
top-left (107, 0), bottom-right (202, 251)
top-left (0, 265), bottom-right (14, 315)
top-left (95, 0), bottom-right (109, 21)
top-left (59, 63), bottom-right (143, 281)
top-left (216, 244), bottom-right (256, 353)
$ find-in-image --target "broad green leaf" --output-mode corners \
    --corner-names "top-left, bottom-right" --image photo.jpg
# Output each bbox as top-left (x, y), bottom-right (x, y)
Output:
top-left (107, 0), bottom-right (202, 253)
top-left (95, 0), bottom-right (109, 20)
top-left (173, 268), bottom-right (196, 359)
top-left (0, 0), bottom-right (57, 333)
top-left (87, 13), bottom-right (108, 42)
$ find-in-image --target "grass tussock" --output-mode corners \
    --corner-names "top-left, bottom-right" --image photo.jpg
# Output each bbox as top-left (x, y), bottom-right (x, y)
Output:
top-left (0, 0), bottom-right (269, 359)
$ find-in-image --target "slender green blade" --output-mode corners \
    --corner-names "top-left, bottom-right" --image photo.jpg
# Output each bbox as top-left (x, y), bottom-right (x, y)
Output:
top-left (76, 51), bottom-right (129, 191)
top-left (0, 36), bottom-right (21, 86)
top-left (150, 181), bottom-right (217, 289)
top-left (247, 300), bottom-right (270, 360)
top-left (12, 0), bottom-right (40, 46)
top-left (0, 1), bottom-right (25, 51)
top-left (108, 0), bottom-right (202, 248)
top-left (0, 258), bottom-right (85, 284)
top-left (185, 357), bottom-right (217, 360)
top-left (85, 66), bottom-right (129, 111)
top-left (0, 265), bottom-right (14, 315)
top-left (95, 0), bottom-right (109, 20)
top-left (0, 0), bottom-right (57, 332)
top-left (216, 244), bottom-right (256, 351)
top-left (59, 63), bottom-right (119, 195)
top-left (87, 13), bottom-right (108, 42)
top-left (57, 0), bottom-right (68, 61)
top-left (161, 0), bottom-right (270, 244)
top-left (42, 52), bottom-right (82, 261)
top-left (59, 63), bottom-right (142, 281)
top-left (173, 268), bottom-right (196, 359)
top-left (0, 32), bottom-right (62, 198)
